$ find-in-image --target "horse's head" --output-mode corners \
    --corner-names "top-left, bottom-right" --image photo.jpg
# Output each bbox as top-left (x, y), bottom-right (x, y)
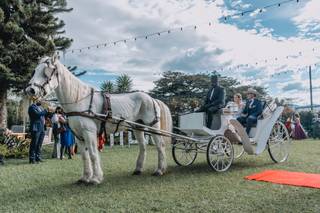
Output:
top-left (25, 54), bottom-right (59, 99)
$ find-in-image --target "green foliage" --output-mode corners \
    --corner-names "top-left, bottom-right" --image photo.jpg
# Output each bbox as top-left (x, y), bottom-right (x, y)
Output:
top-left (0, 135), bottom-right (30, 158)
top-left (0, 0), bottom-right (73, 91)
top-left (100, 74), bottom-right (133, 93)
top-left (298, 111), bottom-right (314, 137)
top-left (116, 74), bottom-right (133, 93)
top-left (150, 71), bottom-right (268, 125)
top-left (7, 99), bottom-right (24, 128)
top-left (0, 144), bottom-right (8, 156)
top-left (66, 65), bottom-right (87, 77)
top-left (100, 80), bottom-right (114, 93)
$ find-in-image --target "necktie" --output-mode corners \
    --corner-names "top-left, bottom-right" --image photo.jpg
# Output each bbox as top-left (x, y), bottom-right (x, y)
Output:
top-left (249, 99), bottom-right (254, 108)
top-left (209, 88), bottom-right (215, 100)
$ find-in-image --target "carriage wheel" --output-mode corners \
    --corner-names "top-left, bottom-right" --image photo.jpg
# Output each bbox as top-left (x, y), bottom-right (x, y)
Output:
top-left (172, 139), bottom-right (198, 166)
top-left (206, 135), bottom-right (234, 172)
top-left (233, 143), bottom-right (244, 159)
top-left (268, 121), bottom-right (291, 163)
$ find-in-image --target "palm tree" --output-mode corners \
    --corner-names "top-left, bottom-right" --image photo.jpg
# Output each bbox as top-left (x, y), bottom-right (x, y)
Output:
top-left (100, 80), bottom-right (114, 93)
top-left (116, 74), bottom-right (133, 93)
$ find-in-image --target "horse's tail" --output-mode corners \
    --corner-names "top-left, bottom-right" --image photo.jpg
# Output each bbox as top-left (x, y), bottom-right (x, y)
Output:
top-left (156, 99), bottom-right (172, 144)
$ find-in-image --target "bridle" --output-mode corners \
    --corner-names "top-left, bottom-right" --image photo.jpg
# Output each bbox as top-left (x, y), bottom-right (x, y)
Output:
top-left (27, 59), bottom-right (58, 97)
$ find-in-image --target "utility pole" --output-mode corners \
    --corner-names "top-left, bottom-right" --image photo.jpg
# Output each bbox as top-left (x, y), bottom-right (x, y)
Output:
top-left (309, 65), bottom-right (316, 138)
top-left (309, 65), bottom-right (314, 112)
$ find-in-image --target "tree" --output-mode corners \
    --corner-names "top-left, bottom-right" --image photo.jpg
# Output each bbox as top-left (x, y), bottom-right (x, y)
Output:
top-left (150, 71), bottom-right (268, 125)
top-left (232, 85), bottom-right (268, 100)
top-left (0, 0), bottom-right (73, 128)
top-left (299, 111), bottom-right (314, 137)
top-left (100, 80), bottom-right (114, 93)
top-left (116, 74), bottom-right (133, 93)
top-left (67, 65), bottom-right (87, 77)
top-left (7, 98), bottom-right (24, 128)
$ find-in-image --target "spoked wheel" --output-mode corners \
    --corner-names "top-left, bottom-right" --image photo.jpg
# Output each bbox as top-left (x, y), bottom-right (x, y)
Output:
top-left (206, 135), bottom-right (234, 172)
top-left (233, 143), bottom-right (244, 159)
top-left (172, 139), bottom-right (198, 166)
top-left (268, 121), bottom-right (291, 163)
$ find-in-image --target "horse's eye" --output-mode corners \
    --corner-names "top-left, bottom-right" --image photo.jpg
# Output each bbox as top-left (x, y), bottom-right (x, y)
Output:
top-left (44, 67), bottom-right (53, 78)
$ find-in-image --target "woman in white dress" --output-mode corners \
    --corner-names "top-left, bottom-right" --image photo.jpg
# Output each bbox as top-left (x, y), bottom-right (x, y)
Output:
top-left (224, 93), bottom-right (244, 144)
top-left (233, 93), bottom-right (245, 116)
top-left (225, 93), bottom-right (245, 117)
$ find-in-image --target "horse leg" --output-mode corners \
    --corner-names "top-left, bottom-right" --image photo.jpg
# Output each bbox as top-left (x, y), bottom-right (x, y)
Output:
top-left (84, 131), bottom-right (104, 184)
top-left (77, 139), bottom-right (93, 184)
top-left (132, 130), bottom-right (146, 175)
top-left (146, 121), bottom-right (167, 176)
top-left (152, 133), bottom-right (167, 176)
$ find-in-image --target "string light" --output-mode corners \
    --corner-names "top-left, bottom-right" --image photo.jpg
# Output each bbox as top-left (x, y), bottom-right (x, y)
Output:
top-left (63, 0), bottom-right (302, 55)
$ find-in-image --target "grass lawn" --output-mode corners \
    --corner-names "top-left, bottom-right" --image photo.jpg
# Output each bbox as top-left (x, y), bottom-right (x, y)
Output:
top-left (0, 139), bottom-right (320, 212)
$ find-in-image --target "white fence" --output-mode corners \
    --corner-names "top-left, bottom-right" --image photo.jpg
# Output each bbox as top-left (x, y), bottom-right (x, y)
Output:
top-left (109, 131), bottom-right (154, 148)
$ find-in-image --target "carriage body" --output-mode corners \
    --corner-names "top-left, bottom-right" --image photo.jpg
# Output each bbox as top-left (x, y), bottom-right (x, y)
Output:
top-left (172, 103), bottom-right (291, 172)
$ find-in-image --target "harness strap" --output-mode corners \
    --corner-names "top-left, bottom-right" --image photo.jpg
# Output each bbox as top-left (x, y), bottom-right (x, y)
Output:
top-left (88, 88), bottom-right (95, 113)
top-left (150, 99), bottom-right (159, 126)
top-left (114, 118), bottom-right (125, 133)
top-left (27, 65), bottom-right (57, 97)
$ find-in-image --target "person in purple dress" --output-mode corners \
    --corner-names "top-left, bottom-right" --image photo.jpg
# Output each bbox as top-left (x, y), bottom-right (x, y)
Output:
top-left (292, 113), bottom-right (307, 140)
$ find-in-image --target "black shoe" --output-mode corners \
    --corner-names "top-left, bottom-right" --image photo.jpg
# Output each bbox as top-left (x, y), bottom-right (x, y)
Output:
top-left (29, 160), bottom-right (36, 164)
top-left (36, 159), bottom-right (45, 163)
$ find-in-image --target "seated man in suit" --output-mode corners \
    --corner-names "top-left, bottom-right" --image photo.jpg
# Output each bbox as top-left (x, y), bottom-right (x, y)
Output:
top-left (28, 99), bottom-right (48, 164)
top-left (198, 75), bottom-right (225, 130)
top-left (237, 88), bottom-right (263, 135)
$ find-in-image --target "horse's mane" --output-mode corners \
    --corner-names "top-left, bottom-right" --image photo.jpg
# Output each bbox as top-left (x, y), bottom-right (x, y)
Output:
top-left (56, 59), bottom-right (93, 103)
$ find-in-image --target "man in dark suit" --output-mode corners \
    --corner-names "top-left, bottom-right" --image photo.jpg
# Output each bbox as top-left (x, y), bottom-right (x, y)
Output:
top-left (237, 88), bottom-right (263, 135)
top-left (28, 99), bottom-right (47, 164)
top-left (198, 75), bottom-right (225, 129)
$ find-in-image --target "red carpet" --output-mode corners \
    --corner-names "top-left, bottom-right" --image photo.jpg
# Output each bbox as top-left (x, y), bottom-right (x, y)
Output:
top-left (245, 170), bottom-right (320, 189)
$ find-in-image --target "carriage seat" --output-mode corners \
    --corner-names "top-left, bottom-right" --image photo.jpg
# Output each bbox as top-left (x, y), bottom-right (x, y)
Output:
top-left (249, 100), bottom-right (277, 137)
top-left (257, 100), bottom-right (277, 120)
top-left (242, 101), bottom-right (266, 129)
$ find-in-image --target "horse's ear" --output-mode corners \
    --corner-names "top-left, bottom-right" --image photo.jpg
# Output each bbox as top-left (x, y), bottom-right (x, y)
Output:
top-left (51, 53), bottom-right (59, 64)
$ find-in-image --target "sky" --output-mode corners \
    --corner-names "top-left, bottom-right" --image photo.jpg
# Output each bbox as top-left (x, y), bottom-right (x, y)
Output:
top-left (58, 0), bottom-right (320, 105)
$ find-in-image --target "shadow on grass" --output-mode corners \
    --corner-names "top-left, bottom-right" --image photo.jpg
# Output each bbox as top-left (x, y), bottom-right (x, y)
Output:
top-left (166, 159), bottom-right (277, 175)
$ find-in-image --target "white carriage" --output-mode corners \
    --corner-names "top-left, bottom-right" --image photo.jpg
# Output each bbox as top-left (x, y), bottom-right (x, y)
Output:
top-left (172, 101), bottom-right (291, 172)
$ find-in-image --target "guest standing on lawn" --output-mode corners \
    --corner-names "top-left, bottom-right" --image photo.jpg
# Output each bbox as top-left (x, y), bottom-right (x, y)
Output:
top-left (28, 99), bottom-right (47, 164)
top-left (292, 113), bottom-right (307, 140)
top-left (51, 106), bottom-right (63, 158)
top-left (58, 109), bottom-right (74, 160)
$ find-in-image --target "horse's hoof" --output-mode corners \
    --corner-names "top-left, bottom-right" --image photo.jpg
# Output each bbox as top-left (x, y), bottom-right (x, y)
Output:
top-left (152, 171), bottom-right (163, 176)
top-left (88, 178), bottom-right (102, 185)
top-left (75, 179), bottom-right (89, 185)
top-left (132, 170), bottom-right (142, 175)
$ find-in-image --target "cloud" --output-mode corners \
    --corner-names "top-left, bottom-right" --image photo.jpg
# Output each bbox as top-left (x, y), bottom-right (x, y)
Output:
top-left (282, 82), bottom-right (305, 92)
top-left (162, 47), bottom-right (224, 72)
top-left (58, 0), bottom-right (320, 105)
top-left (292, 0), bottom-right (320, 40)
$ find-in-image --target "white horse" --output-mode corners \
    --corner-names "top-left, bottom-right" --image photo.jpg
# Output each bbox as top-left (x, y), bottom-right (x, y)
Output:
top-left (25, 55), bottom-right (172, 184)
